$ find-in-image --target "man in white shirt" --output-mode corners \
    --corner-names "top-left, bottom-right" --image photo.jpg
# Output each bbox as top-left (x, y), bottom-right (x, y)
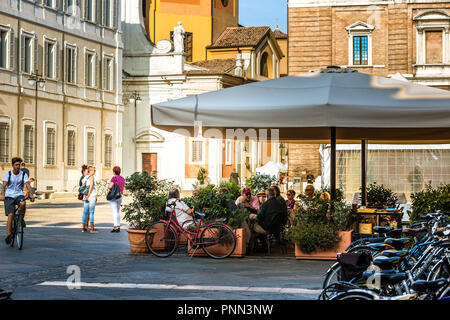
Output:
top-left (1, 157), bottom-right (35, 245)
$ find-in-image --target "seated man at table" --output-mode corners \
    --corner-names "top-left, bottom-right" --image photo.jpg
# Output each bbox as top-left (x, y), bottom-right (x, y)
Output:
top-left (235, 188), bottom-right (260, 214)
top-left (246, 187), bottom-right (288, 254)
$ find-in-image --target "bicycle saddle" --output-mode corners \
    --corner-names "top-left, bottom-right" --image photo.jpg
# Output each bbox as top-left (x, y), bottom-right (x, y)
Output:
top-left (363, 237), bottom-right (387, 244)
top-left (373, 256), bottom-right (401, 270)
top-left (384, 238), bottom-right (410, 250)
top-left (373, 226), bottom-right (393, 234)
top-left (402, 227), bottom-right (426, 236)
top-left (379, 249), bottom-right (409, 258)
top-left (362, 270), bottom-right (407, 285)
top-left (367, 243), bottom-right (389, 251)
top-left (412, 279), bottom-right (448, 293)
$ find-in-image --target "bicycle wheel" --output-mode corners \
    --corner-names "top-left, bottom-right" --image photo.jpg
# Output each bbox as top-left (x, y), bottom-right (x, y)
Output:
top-left (16, 217), bottom-right (24, 250)
top-left (145, 221), bottom-right (178, 258)
top-left (200, 223), bottom-right (236, 259)
top-left (322, 262), bottom-right (341, 289)
top-left (330, 290), bottom-right (376, 300)
top-left (427, 259), bottom-right (450, 281)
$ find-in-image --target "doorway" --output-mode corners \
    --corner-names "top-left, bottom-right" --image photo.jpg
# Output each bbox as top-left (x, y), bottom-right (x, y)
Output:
top-left (142, 153), bottom-right (158, 177)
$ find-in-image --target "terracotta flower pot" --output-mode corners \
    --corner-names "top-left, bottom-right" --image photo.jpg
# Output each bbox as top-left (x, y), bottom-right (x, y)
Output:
top-left (295, 230), bottom-right (353, 260)
top-left (126, 229), bottom-right (149, 253)
top-left (188, 228), bottom-right (246, 258)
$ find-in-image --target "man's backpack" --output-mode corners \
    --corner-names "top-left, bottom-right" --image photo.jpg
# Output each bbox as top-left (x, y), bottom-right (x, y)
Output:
top-left (7, 170), bottom-right (25, 190)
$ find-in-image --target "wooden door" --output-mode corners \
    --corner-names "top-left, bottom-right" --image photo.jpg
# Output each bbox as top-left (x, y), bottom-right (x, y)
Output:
top-left (142, 153), bottom-right (158, 177)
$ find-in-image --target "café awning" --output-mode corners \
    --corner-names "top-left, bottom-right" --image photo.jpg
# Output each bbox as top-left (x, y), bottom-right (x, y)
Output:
top-left (152, 68), bottom-right (450, 143)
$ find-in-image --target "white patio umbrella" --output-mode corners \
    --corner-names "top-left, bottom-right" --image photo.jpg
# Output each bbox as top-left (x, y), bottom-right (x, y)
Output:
top-left (152, 67), bottom-right (450, 200)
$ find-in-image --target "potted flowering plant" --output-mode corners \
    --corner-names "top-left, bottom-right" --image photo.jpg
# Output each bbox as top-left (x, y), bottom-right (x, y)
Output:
top-left (122, 172), bottom-right (175, 253)
top-left (287, 191), bottom-right (353, 260)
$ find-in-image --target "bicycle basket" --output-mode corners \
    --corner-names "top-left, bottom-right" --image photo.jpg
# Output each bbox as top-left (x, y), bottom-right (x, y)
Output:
top-left (338, 252), bottom-right (372, 282)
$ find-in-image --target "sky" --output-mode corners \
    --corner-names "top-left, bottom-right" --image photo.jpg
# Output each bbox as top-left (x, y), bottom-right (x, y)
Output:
top-left (239, 0), bottom-right (288, 33)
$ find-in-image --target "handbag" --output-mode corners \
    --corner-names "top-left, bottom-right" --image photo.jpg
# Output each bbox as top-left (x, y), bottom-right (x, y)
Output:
top-left (107, 176), bottom-right (122, 201)
top-left (78, 175), bottom-right (91, 196)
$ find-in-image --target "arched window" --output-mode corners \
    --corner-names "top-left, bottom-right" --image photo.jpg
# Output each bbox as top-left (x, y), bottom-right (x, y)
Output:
top-left (260, 52), bottom-right (268, 77)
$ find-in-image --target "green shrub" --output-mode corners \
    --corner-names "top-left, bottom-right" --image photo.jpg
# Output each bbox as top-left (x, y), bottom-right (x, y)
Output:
top-left (219, 180), bottom-right (241, 200)
top-left (185, 185), bottom-right (237, 223)
top-left (366, 182), bottom-right (398, 208)
top-left (409, 183), bottom-right (450, 223)
top-left (122, 172), bottom-right (176, 230)
top-left (245, 173), bottom-right (279, 194)
top-left (287, 194), bottom-right (351, 253)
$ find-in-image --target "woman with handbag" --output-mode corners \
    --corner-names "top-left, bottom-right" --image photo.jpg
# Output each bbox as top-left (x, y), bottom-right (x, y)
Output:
top-left (78, 165), bottom-right (89, 232)
top-left (81, 166), bottom-right (98, 232)
top-left (107, 166), bottom-right (125, 233)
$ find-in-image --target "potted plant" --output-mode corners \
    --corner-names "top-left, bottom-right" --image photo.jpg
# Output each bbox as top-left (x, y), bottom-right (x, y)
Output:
top-left (185, 185), bottom-right (246, 257)
top-left (409, 183), bottom-right (450, 223)
top-left (366, 182), bottom-right (398, 208)
top-left (122, 172), bottom-right (175, 253)
top-left (245, 173), bottom-right (279, 194)
top-left (192, 167), bottom-right (209, 190)
top-left (287, 191), bottom-right (353, 260)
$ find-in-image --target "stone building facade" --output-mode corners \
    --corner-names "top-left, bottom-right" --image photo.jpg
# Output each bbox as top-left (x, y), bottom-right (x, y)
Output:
top-left (287, 0), bottom-right (450, 199)
top-left (0, 0), bottom-right (123, 194)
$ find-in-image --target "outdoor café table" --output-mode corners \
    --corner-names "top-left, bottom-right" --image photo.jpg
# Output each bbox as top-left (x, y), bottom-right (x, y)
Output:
top-left (353, 208), bottom-right (402, 237)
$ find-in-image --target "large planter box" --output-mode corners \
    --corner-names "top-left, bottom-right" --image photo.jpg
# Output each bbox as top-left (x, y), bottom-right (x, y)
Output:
top-left (126, 229), bottom-right (149, 253)
top-left (295, 230), bottom-right (353, 260)
top-left (187, 228), bottom-right (246, 258)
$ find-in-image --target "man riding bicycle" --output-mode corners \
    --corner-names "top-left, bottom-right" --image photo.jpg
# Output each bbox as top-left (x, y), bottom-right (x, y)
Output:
top-left (1, 157), bottom-right (35, 245)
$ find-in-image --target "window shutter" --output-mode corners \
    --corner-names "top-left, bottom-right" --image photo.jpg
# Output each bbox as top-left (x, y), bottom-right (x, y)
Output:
top-left (96, 0), bottom-right (103, 26)
top-left (113, 0), bottom-right (118, 29)
top-left (76, 0), bottom-right (81, 17)
top-left (34, 35), bottom-right (38, 74)
top-left (56, 41), bottom-right (60, 80)
top-left (57, 0), bottom-right (63, 11)
top-left (73, 46), bottom-right (78, 83)
top-left (20, 33), bottom-right (25, 72)
top-left (102, 57), bottom-right (106, 90)
top-left (9, 28), bottom-right (15, 71)
top-left (97, 53), bottom-right (101, 89)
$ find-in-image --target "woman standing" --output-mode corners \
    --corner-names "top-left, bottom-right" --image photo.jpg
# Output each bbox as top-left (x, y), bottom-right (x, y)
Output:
top-left (108, 166), bottom-right (125, 233)
top-left (82, 166), bottom-right (98, 232)
top-left (79, 165), bottom-right (89, 232)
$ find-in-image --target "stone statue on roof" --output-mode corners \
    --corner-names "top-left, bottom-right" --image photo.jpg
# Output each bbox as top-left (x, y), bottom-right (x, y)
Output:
top-left (173, 21), bottom-right (185, 53)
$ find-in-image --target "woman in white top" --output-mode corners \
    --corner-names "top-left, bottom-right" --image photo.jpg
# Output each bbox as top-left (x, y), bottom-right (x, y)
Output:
top-left (82, 166), bottom-right (98, 232)
top-left (166, 188), bottom-right (195, 229)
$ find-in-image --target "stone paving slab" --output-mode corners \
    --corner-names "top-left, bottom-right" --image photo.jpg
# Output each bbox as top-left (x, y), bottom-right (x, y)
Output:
top-left (0, 199), bottom-right (332, 300)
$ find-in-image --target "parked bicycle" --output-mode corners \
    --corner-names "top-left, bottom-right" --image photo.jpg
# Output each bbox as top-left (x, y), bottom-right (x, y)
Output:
top-left (319, 211), bottom-right (450, 300)
top-left (145, 203), bottom-right (237, 259)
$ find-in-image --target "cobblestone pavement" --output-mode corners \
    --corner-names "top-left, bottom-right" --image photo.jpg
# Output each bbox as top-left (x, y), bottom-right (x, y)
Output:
top-left (0, 198), bottom-right (331, 300)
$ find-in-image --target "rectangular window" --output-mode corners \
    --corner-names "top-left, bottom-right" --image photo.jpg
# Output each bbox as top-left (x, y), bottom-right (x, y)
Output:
top-left (65, 0), bottom-right (75, 14)
top-left (103, 56), bottom-right (113, 90)
top-left (225, 140), bottom-right (232, 165)
top-left (23, 124), bottom-right (34, 164)
top-left (66, 45), bottom-right (77, 83)
top-left (85, 51), bottom-right (95, 87)
top-left (85, 0), bottom-right (94, 22)
top-left (0, 29), bottom-right (8, 69)
top-left (104, 0), bottom-right (112, 28)
top-left (45, 0), bottom-right (54, 8)
top-left (21, 34), bottom-right (34, 74)
top-left (192, 140), bottom-right (203, 162)
top-left (0, 122), bottom-right (10, 163)
top-left (67, 129), bottom-right (76, 166)
top-left (425, 30), bottom-right (443, 64)
top-left (44, 40), bottom-right (56, 79)
top-left (46, 126), bottom-right (56, 166)
top-left (86, 131), bottom-right (95, 165)
top-left (104, 134), bottom-right (113, 168)
top-left (353, 36), bottom-right (368, 65)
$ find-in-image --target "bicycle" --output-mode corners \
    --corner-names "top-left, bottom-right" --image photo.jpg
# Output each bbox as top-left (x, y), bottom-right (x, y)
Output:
top-left (145, 203), bottom-right (237, 259)
top-left (6, 196), bottom-right (34, 250)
